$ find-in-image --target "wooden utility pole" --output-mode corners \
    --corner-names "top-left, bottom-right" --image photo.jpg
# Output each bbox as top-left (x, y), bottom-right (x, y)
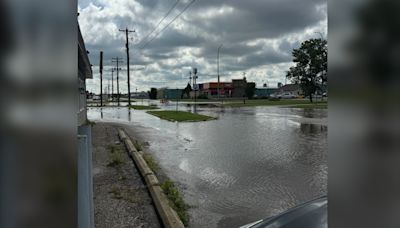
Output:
top-left (111, 68), bottom-right (114, 101)
top-left (99, 51), bottom-right (103, 106)
top-left (119, 28), bottom-right (135, 106)
top-left (112, 57), bottom-right (123, 106)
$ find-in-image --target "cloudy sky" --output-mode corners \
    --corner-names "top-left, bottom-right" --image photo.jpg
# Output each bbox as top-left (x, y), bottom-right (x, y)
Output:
top-left (78, 0), bottom-right (327, 93)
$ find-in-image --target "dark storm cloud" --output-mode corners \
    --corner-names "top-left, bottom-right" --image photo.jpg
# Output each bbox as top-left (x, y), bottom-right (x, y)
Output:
top-left (79, 0), bottom-right (327, 92)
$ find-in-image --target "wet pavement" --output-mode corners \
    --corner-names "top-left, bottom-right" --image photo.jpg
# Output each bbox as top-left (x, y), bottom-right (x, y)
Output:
top-left (88, 100), bottom-right (327, 228)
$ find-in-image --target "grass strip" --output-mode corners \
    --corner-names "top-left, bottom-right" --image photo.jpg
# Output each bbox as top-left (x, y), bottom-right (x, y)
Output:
top-left (129, 105), bottom-right (160, 110)
top-left (147, 110), bottom-right (215, 122)
top-left (222, 99), bottom-right (327, 107)
top-left (161, 181), bottom-right (190, 226)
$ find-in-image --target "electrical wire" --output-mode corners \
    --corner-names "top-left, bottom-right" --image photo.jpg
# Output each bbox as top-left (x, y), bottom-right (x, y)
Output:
top-left (140, 0), bottom-right (196, 49)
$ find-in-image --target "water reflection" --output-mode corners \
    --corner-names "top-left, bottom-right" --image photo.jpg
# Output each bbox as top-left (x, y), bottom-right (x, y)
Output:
top-left (87, 105), bottom-right (327, 228)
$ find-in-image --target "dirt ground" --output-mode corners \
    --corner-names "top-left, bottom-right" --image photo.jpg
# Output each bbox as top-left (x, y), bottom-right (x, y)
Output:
top-left (91, 123), bottom-right (161, 228)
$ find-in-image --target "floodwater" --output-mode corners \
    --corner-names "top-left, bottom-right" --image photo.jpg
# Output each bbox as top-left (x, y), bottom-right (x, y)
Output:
top-left (88, 100), bottom-right (327, 228)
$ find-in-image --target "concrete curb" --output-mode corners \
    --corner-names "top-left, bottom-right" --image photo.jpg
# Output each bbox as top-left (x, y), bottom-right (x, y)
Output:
top-left (118, 129), bottom-right (185, 228)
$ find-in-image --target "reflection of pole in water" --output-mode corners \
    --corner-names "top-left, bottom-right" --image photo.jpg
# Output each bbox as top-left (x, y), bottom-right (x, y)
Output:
top-left (100, 107), bottom-right (103, 119)
top-left (128, 108), bottom-right (131, 122)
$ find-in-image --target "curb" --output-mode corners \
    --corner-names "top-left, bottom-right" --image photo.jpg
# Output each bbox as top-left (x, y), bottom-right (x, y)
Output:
top-left (118, 129), bottom-right (185, 228)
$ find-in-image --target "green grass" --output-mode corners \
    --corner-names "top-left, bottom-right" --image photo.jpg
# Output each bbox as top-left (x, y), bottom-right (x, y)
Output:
top-left (147, 110), bottom-right (215, 122)
top-left (107, 144), bottom-right (126, 167)
top-left (129, 105), bottom-right (160, 110)
top-left (133, 140), bottom-right (143, 151)
top-left (142, 154), bottom-right (159, 173)
top-left (222, 99), bottom-right (327, 108)
top-left (161, 181), bottom-right (190, 226)
top-left (286, 103), bottom-right (328, 109)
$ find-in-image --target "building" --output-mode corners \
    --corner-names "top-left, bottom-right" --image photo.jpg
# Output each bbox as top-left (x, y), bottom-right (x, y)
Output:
top-left (157, 88), bottom-right (183, 99)
top-left (201, 82), bottom-right (233, 98)
top-left (164, 89), bottom-right (183, 99)
top-left (231, 78), bottom-right (248, 98)
top-left (78, 22), bottom-right (94, 228)
top-left (254, 88), bottom-right (278, 98)
top-left (277, 84), bottom-right (302, 96)
top-left (130, 91), bottom-right (149, 99)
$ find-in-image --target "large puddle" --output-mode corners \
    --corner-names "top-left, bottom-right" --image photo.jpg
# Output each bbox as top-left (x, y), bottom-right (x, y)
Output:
top-left (88, 100), bottom-right (327, 227)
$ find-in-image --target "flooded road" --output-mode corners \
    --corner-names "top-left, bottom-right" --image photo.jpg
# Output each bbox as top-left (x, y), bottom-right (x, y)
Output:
top-left (88, 101), bottom-right (327, 227)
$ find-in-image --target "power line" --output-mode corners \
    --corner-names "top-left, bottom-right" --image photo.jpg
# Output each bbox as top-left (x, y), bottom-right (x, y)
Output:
top-left (138, 0), bottom-right (180, 46)
top-left (140, 0), bottom-right (196, 49)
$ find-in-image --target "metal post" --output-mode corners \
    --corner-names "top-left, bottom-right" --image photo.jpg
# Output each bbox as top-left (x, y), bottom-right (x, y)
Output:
top-left (99, 51), bottom-right (103, 107)
top-left (217, 44), bottom-right (223, 101)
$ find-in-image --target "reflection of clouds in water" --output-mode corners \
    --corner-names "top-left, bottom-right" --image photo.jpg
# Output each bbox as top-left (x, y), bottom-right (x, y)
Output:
top-left (199, 167), bottom-right (237, 188)
top-left (287, 119), bottom-right (301, 127)
top-left (179, 159), bottom-right (192, 174)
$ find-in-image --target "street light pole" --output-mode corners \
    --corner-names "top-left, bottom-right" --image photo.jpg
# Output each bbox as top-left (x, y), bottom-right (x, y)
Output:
top-left (217, 44), bottom-right (223, 101)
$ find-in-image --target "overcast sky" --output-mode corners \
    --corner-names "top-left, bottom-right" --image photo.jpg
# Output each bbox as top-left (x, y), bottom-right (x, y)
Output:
top-left (78, 0), bottom-right (327, 93)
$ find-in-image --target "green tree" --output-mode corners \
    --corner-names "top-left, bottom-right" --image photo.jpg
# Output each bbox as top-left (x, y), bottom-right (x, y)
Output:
top-left (286, 38), bottom-right (327, 102)
top-left (245, 82), bottom-right (256, 99)
top-left (181, 83), bottom-right (192, 98)
top-left (148, 88), bottom-right (157, 99)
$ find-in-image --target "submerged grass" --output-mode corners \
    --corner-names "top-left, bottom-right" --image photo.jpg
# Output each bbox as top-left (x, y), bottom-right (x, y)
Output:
top-left (161, 180), bottom-right (190, 226)
top-left (142, 154), bottom-right (159, 173)
top-left (129, 105), bottom-right (160, 110)
top-left (138, 143), bottom-right (189, 226)
top-left (285, 103), bottom-right (328, 109)
top-left (133, 140), bottom-right (142, 151)
top-left (147, 110), bottom-right (215, 122)
top-left (222, 99), bottom-right (327, 108)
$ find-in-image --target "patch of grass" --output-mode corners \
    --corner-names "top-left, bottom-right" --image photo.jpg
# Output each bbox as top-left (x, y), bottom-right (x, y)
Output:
top-left (85, 119), bottom-right (96, 126)
top-left (108, 187), bottom-right (138, 203)
top-left (143, 154), bottom-right (159, 173)
top-left (107, 144), bottom-right (126, 167)
top-left (222, 99), bottom-right (327, 108)
top-left (161, 181), bottom-right (190, 226)
top-left (108, 187), bottom-right (123, 200)
top-left (286, 103), bottom-right (328, 109)
top-left (147, 110), bottom-right (215, 122)
top-left (133, 140), bottom-right (142, 151)
top-left (129, 105), bottom-right (160, 110)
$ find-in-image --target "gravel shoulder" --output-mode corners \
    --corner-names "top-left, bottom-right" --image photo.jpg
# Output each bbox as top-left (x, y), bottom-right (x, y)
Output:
top-left (92, 123), bottom-right (161, 228)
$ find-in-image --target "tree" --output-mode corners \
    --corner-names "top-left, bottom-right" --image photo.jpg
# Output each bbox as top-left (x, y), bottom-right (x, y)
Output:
top-left (245, 82), bottom-right (256, 99)
top-left (286, 38), bottom-right (327, 102)
top-left (181, 83), bottom-right (192, 98)
top-left (148, 88), bottom-right (157, 99)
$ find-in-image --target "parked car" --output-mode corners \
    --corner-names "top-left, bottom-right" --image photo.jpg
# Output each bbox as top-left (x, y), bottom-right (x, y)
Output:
top-left (239, 196), bottom-right (327, 228)
top-left (277, 92), bottom-right (297, 99)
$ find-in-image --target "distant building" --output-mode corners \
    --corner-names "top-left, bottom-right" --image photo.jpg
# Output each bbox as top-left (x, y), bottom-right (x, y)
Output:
top-left (254, 88), bottom-right (278, 98)
top-left (130, 91), bottom-right (149, 99)
top-left (164, 89), bottom-right (183, 99)
top-left (231, 78), bottom-right (249, 98)
top-left (201, 82), bottom-right (233, 98)
top-left (277, 84), bottom-right (302, 96)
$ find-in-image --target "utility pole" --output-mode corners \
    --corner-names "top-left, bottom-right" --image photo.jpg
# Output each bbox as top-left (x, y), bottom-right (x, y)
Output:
top-left (119, 27), bottom-right (135, 106)
top-left (217, 44), bottom-right (223, 100)
top-left (99, 51), bottom-right (103, 107)
top-left (112, 57), bottom-right (123, 106)
top-left (192, 68), bottom-right (198, 112)
top-left (111, 68), bottom-right (114, 101)
top-left (188, 71), bottom-right (193, 99)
